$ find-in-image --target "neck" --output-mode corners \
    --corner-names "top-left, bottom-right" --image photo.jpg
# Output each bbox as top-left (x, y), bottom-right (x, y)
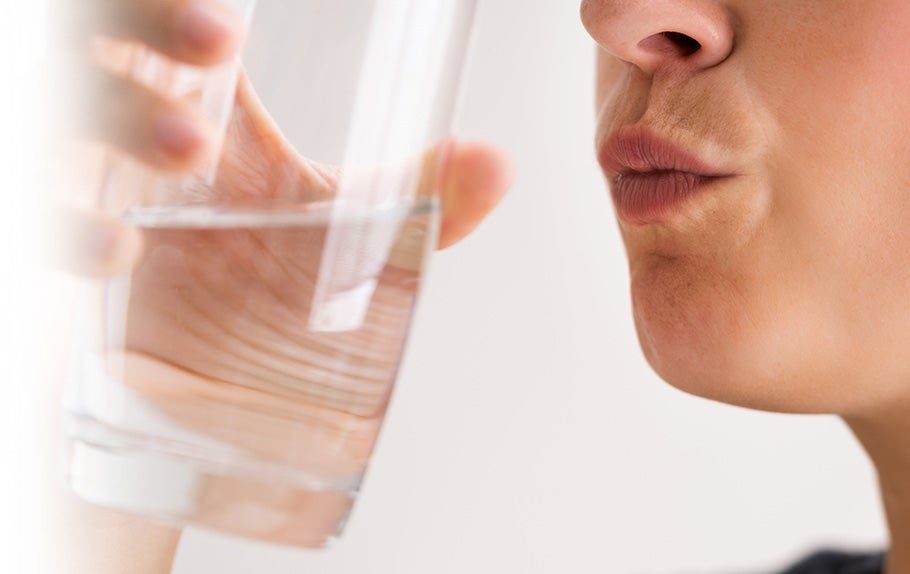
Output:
top-left (846, 396), bottom-right (910, 574)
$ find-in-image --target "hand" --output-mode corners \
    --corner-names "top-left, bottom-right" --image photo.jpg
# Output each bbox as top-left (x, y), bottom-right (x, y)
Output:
top-left (60, 1), bottom-right (512, 571)
top-left (98, 74), bottom-right (508, 546)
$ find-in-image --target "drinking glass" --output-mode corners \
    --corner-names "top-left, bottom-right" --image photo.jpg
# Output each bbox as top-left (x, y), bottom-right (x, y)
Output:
top-left (65, 0), bottom-right (477, 547)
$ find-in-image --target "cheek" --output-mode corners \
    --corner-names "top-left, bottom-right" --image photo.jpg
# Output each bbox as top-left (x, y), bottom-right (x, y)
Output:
top-left (757, 10), bottom-right (910, 409)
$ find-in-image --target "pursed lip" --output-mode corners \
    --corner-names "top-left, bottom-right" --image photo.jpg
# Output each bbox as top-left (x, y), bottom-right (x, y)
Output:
top-left (599, 128), bottom-right (735, 224)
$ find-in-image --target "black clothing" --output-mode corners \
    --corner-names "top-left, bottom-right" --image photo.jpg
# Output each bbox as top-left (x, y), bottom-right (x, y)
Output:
top-left (780, 550), bottom-right (886, 574)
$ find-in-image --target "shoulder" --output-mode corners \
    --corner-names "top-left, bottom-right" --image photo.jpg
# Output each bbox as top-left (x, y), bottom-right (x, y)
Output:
top-left (779, 550), bottom-right (885, 574)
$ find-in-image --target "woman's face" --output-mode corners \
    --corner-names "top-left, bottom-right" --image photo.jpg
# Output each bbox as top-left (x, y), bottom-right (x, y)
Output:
top-left (582, 0), bottom-right (910, 415)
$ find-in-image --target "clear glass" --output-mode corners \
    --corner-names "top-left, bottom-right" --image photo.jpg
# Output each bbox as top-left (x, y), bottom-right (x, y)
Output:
top-left (65, 0), bottom-right (477, 548)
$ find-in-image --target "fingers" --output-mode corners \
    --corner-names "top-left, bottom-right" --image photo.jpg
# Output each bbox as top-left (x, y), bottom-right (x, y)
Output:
top-left (77, 0), bottom-right (244, 67)
top-left (66, 0), bottom-right (245, 171)
top-left (57, 1), bottom-right (243, 279)
top-left (80, 67), bottom-right (215, 171)
top-left (438, 142), bottom-right (514, 250)
top-left (54, 210), bottom-right (144, 278)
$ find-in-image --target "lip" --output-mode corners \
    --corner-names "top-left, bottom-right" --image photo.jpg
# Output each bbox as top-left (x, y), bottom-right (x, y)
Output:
top-left (599, 129), bottom-right (734, 224)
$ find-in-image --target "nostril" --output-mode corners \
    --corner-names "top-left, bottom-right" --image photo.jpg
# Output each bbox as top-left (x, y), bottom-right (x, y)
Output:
top-left (639, 31), bottom-right (702, 58)
top-left (662, 32), bottom-right (702, 56)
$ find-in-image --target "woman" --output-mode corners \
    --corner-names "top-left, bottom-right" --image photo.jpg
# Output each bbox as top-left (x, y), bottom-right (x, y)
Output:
top-left (65, 0), bottom-right (907, 572)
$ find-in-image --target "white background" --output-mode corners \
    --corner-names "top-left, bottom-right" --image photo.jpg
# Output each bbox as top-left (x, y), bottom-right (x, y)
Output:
top-left (0, 1), bottom-right (887, 573)
top-left (0, 0), bottom-right (56, 571)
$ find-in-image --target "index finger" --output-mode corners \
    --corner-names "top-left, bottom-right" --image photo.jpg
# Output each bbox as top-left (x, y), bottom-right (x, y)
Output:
top-left (71, 0), bottom-right (245, 67)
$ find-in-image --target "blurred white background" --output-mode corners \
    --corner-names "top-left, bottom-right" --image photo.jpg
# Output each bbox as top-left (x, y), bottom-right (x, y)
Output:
top-left (0, 0), bottom-right (887, 573)
top-left (172, 1), bottom-right (887, 573)
top-left (0, 0), bottom-right (55, 572)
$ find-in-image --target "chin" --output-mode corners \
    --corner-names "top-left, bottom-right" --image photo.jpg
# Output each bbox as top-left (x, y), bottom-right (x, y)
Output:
top-left (628, 252), bottom-right (849, 415)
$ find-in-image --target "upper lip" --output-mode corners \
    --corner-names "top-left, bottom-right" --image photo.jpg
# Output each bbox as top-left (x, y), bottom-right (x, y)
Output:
top-left (599, 128), bottom-right (729, 179)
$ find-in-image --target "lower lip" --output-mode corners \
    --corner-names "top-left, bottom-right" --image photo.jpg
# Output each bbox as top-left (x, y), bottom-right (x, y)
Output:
top-left (611, 170), bottom-right (726, 224)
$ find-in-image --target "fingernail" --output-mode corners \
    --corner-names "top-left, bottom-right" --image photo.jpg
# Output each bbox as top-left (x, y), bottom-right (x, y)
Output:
top-left (152, 111), bottom-right (208, 160)
top-left (175, 1), bottom-right (239, 54)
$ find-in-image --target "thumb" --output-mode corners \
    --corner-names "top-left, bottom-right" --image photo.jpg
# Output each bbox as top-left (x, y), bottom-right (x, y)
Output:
top-left (438, 142), bottom-right (513, 250)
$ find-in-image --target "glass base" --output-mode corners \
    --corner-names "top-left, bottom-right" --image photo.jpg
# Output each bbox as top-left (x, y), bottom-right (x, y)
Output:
top-left (66, 437), bottom-right (356, 548)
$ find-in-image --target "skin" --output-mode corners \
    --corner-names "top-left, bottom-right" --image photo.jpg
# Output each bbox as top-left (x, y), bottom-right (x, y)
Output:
top-left (63, 0), bottom-right (910, 571)
top-left (582, 0), bottom-right (910, 571)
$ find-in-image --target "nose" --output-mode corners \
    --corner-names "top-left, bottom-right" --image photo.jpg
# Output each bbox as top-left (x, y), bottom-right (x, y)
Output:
top-left (580, 0), bottom-right (734, 75)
